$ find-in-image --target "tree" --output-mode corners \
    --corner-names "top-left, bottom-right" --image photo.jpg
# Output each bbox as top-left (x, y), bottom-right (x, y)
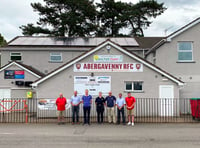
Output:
top-left (97, 0), bottom-right (166, 37)
top-left (124, 0), bottom-right (166, 37)
top-left (96, 0), bottom-right (128, 37)
top-left (20, 0), bottom-right (97, 37)
top-left (20, 0), bottom-right (166, 37)
top-left (0, 34), bottom-right (7, 47)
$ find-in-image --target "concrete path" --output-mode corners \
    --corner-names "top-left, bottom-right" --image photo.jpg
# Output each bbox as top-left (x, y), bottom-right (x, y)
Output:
top-left (0, 123), bottom-right (200, 148)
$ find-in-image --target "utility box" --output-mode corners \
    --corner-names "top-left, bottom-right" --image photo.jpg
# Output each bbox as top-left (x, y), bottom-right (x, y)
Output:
top-left (190, 98), bottom-right (200, 119)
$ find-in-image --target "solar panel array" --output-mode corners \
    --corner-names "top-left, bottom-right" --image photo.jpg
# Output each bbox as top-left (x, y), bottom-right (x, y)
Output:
top-left (8, 37), bottom-right (139, 46)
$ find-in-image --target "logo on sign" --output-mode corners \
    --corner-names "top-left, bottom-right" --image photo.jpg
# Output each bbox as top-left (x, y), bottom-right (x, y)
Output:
top-left (76, 63), bottom-right (81, 70)
top-left (136, 64), bottom-right (141, 70)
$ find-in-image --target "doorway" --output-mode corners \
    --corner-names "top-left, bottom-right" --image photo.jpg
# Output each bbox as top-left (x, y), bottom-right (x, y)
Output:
top-left (159, 85), bottom-right (174, 116)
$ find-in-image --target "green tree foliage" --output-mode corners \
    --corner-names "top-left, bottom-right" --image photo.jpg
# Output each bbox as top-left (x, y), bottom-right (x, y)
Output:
top-left (124, 0), bottom-right (166, 37)
top-left (0, 34), bottom-right (7, 47)
top-left (96, 0), bottom-right (128, 37)
top-left (20, 0), bottom-right (166, 37)
top-left (20, 0), bottom-right (97, 37)
top-left (97, 0), bottom-right (166, 37)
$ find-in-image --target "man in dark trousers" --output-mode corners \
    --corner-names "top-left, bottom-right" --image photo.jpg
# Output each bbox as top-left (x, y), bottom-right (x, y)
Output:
top-left (116, 93), bottom-right (126, 125)
top-left (70, 91), bottom-right (81, 124)
top-left (95, 91), bottom-right (105, 124)
top-left (56, 93), bottom-right (67, 125)
top-left (105, 91), bottom-right (116, 124)
top-left (82, 89), bottom-right (92, 125)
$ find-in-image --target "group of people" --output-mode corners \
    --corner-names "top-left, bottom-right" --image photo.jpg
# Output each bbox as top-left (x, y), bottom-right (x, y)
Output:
top-left (55, 89), bottom-right (136, 126)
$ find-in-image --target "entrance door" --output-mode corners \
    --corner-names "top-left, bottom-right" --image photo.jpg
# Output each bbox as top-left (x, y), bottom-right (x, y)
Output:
top-left (0, 89), bottom-right (11, 111)
top-left (159, 85), bottom-right (174, 116)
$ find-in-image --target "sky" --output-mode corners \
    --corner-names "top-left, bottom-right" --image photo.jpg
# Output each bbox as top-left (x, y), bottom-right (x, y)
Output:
top-left (0, 0), bottom-right (199, 42)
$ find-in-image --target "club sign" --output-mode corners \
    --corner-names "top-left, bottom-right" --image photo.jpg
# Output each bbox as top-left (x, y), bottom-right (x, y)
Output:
top-left (74, 63), bottom-right (143, 72)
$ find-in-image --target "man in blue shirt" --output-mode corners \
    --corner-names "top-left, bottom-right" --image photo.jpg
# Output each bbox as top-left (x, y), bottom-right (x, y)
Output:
top-left (116, 93), bottom-right (126, 125)
top-left (105, 91), bottom-right (116, 124)
top-left (71, 91), bottom-right (81, 124)
top-left (82, 89), bottom-right (92, 125)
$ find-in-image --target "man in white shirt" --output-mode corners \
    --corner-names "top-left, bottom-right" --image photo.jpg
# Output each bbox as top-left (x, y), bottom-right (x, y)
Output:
top-left (70, 91), bottom-right (81, 124)
top-left (116, 93), bottom-right (126, 125)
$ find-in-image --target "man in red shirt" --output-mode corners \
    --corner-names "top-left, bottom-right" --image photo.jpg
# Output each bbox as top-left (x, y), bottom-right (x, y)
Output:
top-left (125, 92), bottom-right (136, 126)
top-left (56, 93), bottom-right (67, 125)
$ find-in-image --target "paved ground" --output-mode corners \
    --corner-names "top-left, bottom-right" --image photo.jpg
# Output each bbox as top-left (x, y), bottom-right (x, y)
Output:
top-left (0, 123), bottom-right (200, 148)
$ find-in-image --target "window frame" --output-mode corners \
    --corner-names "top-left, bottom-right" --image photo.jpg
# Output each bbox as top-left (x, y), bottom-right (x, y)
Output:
top-left (177, 41), bottom-right (194, 62)
top-left (49, 52), bottom-right (62, 63)
top-left (125, 81), bottom-right (144, 93)
top-left (10, 52), bottom-right (22, 61)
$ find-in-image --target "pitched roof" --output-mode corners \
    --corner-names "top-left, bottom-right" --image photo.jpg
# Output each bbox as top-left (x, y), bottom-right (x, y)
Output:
top-left (7, 36), bottom-right (139, 47)
top-left (32, 39), bottom-right (184, 87)
top-left (135, 37), bottom-right (165, 49)
top-left (0, 61), bottom-right (44, 78)
top-left (167, 17), bottom-right (200, 41)
top-left (145, 17), bottom-right (200, 56)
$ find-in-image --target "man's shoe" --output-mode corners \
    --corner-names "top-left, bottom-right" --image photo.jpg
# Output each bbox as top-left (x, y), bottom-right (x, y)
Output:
top-left (132, 122), bottom-right (134, 126)
top-left (127, 122), bottom-right (131, 125)
top-left (72, 122), bottom-right (75, 125)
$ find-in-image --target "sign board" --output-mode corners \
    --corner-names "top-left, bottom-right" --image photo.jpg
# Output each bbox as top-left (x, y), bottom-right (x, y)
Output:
top-left (4, 70), bottom-right (15, 79)
top-left (26, 91), bottom-right (33, 99)
top-left (37, 99), bottom-right (71, 110)
top-left (15, 70), bottom-right (24, 79)
top-left (4, 70), bottom-right (24, 79)
top-left (93, 55), bottom-right (123, 62)
top-left (74, 63), bottom-right (143, 72)
top-left (74, 76), bottom-right (111, 95)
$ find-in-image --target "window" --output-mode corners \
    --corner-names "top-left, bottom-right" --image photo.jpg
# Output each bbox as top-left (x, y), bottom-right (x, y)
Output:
top-left (10, 52), bottom-right (22, 61)
top-left (125, 81), bottom-right (143, 92)
top-left (178, 42), bottom-right (193, 62)
top-left (50, 53), bottom-right (62, 62)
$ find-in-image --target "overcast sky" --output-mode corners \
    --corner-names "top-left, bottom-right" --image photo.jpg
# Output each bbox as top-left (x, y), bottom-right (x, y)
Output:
top-left (0, 0), bottom-right (199, 41)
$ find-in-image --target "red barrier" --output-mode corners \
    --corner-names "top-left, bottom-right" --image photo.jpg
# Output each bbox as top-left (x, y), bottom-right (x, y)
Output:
top-left (0, 100), bottom-right (28, 123)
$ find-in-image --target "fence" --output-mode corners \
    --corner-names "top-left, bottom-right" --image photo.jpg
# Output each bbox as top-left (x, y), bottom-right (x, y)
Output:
top-left (0, 98), bottom-right (199, 123)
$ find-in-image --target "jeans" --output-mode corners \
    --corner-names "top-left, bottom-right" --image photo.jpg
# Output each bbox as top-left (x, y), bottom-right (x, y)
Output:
top-left (117, 107), bottom-right (125, 124)
top-left (72, 106), bottom-right (79, 123)
top-left (83, 106), bottom-right (91, 124)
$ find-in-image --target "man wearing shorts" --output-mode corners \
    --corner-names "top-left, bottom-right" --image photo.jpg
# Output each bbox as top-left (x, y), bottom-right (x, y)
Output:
top-left (56, 93), bottom-right (67, 125)
top-left (125, 92), bottom-right (136, 126)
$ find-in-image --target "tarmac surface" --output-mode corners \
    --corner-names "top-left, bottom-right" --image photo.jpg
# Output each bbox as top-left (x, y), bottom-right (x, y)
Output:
top-left (0, 123), bottom-right (200, 148)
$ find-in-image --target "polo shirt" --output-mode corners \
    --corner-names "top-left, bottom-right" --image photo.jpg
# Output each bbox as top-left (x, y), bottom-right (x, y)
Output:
top-left (70, 95), bottom-right (81, 105)
top-left (116, 97), bottom-right (126, 107)
top-left (125, 96), bottom-right (136, 110)
top-left (95, 97), bottom-right (105, 107)
top-left (105, 96), bottom-right (116, 107)
top-left (82, 95), bottom-right (92, 107)
top-left (56, 97), bottom-right (67, 111)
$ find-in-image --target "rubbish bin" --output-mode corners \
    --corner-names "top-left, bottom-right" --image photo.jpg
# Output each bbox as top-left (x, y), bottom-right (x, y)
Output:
top-left (190, 98), bottom-right (200, 119)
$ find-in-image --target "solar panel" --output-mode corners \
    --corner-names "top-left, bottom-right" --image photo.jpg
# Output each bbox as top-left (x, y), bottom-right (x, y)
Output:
top-left (8, 37), bottom-right (139, 46)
